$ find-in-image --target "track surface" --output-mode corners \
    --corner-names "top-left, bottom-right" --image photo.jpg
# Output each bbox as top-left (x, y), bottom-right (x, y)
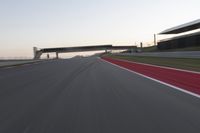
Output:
top-left (102, 57), bottom-right (200, 96)
top-left (0, 57), bottom-right (200, 133)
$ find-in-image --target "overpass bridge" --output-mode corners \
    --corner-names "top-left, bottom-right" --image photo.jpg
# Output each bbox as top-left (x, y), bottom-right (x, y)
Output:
top-left (33, 45), bottom-right (136, 59)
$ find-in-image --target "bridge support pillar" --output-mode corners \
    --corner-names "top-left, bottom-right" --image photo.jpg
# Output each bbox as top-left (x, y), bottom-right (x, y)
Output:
top-left (131, 48), bottom-right (134, 53)
top-left (33, 47), bottom-right (43, 59)
top-left (56, 52), bottom-right (59, 59)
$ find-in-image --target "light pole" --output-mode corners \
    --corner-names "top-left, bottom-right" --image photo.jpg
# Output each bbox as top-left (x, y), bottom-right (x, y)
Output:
top-left (154, 34), bottom-right (157, 46)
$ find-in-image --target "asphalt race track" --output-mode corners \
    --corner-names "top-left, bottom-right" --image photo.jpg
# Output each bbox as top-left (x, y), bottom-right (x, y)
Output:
top-left (102, 57), bottom-right (200, 96)
top-left (0, 57), bottom-right (200, 133)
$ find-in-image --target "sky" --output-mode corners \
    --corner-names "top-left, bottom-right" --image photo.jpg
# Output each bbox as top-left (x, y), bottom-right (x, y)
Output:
top-left (0, 0), bottom-right (200, 58)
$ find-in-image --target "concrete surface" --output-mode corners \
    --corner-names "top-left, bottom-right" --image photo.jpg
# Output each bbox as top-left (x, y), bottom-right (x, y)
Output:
top-left (0, 57), bottom-right (199, 133)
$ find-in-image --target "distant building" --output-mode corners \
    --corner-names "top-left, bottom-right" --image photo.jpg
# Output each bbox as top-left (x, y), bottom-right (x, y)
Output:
top-left (158, 19), bottom-right (200, 50)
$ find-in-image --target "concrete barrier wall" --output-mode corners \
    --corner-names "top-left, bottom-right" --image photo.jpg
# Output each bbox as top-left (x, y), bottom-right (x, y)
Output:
top-left (0, 60), bottom-right (42, 68)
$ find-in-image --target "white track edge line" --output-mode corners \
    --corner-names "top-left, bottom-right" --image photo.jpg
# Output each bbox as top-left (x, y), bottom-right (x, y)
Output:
top-left (113, 57), bottom-right (200, 74)
top-left (100, 58), bottom-right (200, 99)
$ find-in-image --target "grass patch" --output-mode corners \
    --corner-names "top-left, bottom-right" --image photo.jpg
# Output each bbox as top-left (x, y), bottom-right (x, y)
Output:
top-left (140, 46), bottom-right (200, 52)
top-left (105, 54), bottom-right (200, 72)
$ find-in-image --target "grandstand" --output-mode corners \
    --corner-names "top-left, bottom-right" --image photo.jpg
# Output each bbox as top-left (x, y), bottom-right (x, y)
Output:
top-left (158, 19), bottom-right (200, 50)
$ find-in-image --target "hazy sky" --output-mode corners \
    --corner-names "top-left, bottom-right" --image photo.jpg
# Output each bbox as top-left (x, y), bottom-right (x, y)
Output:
top-left (0, 0), bottom-right (199, 58)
